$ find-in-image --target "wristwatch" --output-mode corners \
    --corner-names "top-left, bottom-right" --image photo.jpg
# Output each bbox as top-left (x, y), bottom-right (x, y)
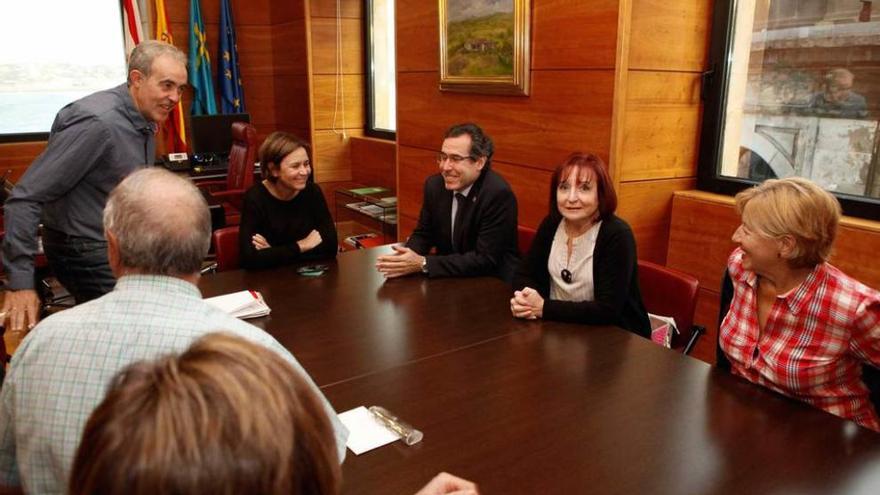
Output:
top-left (420, 257), bottom-right (429, 275)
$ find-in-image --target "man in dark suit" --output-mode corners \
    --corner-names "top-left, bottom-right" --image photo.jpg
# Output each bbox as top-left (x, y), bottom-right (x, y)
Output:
top-left (376, 123), bottom-right (518, 282)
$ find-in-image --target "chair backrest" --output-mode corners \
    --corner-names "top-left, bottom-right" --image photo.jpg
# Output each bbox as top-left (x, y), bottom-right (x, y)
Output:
top-left (212, 226), bottom-right (241, 272)
top-left (517, 225), bottom-right (536, 255)
top-left (637, 260), bottom-right (699, 349)
top-left (226, 122), bottom-right (258, 191)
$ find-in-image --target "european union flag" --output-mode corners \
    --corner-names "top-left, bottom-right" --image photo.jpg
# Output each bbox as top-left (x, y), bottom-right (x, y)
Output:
top-left (218, 0), bottom-right (246, 114)
top-left (188, 0), bottom-right (217, 115)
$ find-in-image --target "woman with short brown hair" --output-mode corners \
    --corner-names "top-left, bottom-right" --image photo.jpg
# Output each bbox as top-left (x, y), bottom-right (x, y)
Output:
top-left (240, 132), bottom-right (337, 270)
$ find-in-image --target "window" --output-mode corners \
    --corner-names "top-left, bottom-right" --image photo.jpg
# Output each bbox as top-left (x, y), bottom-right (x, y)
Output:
top-left (365, 0), bottom-right (396, 139)
top-left (0, 0), bottom-right (127, 141)
top-left (699, 0), bottom-right (880, 218)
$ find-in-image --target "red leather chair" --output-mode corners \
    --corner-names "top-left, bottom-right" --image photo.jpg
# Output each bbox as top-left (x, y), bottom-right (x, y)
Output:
top-left (637, 260), bottom-right (704, 355)
top-left (212, 226), bottom-right (240, 272)
top-left (517, 225), bottom-right (537, 255)
top-left (198, 122), bottom-right (258, 226)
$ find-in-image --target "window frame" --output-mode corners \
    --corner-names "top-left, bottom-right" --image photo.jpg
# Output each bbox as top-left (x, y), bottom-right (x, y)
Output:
top-left (697, 0), bottom-right (880, 220)
top-left (363, 0), bottom-right (396, 141)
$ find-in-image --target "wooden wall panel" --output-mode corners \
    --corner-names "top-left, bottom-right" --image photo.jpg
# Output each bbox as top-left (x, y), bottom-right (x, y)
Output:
top-left (273, 0), bottom-right (306, 23)
top-left (243, 75), bottom-right (278, 131)
top-left (628, 0), bottom-right (712, 72)
top-left (311, 74), bottom-right (365, 130)
top-left (619, 71), bottom-right (702, 181)
top-left (273, 20), bottom-right (309, 75)
top-left (492, 163), bottom-right (552, 230)
top-left (273, 74), bottom-right (311, 129)
top-left (312, 130), bottom-right (364, 182)
top-left (669, 191), bottom-right (880, 292)
top-left (0, 142), bottom-right (47, 182)
top-left (396, 0), bottom-right (438, 72)
top-left (618, 177), bottom-right (697, 264)
top-left (667, 192), bottom-right (740, 289)
top-left (351, 137), bottom-right (396, 190)
top-left (396, 146), bottom-right (436, 222)
top-left (309, 18), bottom-right (364, 75)
top-left (397, 70), bottom-right (615, 168)
top-left (532, 0), bottom-right (618, 70)
top-left (309, 0), bottom-right (361, 18)
top-left (164, 0), bottom-right (273, 24)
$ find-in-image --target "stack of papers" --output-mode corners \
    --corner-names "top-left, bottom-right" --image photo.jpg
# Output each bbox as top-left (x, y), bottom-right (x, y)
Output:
top-left (205, 290), bottom-right (271, 319)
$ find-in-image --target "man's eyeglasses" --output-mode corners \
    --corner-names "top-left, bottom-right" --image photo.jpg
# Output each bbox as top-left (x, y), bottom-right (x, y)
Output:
top-left (436, 152), bottom-right (475, 164)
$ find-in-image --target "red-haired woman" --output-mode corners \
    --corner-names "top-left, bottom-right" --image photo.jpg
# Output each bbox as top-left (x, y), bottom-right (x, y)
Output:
top-left (511, 152), bottom-right (650, 337)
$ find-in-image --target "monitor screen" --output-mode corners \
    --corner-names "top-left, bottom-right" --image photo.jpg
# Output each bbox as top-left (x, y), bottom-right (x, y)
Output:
top-left (190, 113), bottom-right (250, 156)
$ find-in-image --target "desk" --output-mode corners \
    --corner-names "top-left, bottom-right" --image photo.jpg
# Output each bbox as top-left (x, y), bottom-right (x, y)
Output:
top-left (198, 247), bottom-right (880, 494)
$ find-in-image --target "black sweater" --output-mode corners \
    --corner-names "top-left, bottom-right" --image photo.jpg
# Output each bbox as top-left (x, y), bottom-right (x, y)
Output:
top-left (239, 182), bottom-right (337, 270)
top-left (513, 214), bottom-right (650, 338)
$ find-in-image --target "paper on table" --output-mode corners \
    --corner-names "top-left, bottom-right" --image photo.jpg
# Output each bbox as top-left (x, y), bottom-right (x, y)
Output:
top-left (338, 406), bottom-right (400, 455)
top-left (204, 290), bottom-right (271, 319)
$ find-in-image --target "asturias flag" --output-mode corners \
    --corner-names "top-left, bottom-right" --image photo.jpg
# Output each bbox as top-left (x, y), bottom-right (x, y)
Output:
top-left (154, 0), bottom-right (187, 152)
top-left (218, 0), bottom-right (246, 114)
top-left (188, 0), bottom-right (217, 115)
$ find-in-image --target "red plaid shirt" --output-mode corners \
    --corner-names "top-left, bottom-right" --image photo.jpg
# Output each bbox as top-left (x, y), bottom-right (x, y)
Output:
top-left (720, 248), bottom-right (880, 431)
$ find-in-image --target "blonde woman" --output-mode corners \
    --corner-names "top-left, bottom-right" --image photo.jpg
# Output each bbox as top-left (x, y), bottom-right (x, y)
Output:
top-left (721, 177), bottom-right (880, 431)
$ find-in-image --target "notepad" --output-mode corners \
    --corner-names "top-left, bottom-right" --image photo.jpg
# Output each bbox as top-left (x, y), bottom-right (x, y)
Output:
top-left (338, 406), bottom-right (400, 455)
top-left (204, 290), bottom-right (271, 319)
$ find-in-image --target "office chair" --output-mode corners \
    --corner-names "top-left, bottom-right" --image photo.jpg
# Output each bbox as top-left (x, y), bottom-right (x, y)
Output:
top-left (517, 225), bottom-right (537, 255)
top-left (211, 226), bottom-right (241, 272)
top-left (637, 260), bottom-right (704, 355)
top-left (198, 122), bottom-right (258, 226)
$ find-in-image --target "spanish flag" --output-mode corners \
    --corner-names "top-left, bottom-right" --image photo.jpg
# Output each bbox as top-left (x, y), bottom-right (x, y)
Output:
top-left (154, 0), bottom-right (187, 152)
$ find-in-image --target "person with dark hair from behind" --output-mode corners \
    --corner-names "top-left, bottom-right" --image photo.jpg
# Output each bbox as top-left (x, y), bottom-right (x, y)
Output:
top-left (511, 152), bottom-right (650, 338)
top-left (0, 169), bottom-right (347, 495)
top-left (69, 333), bottom-right (479, 495)
top-left (239, 131), bottom-right (338, 270)
top-left (376, 123), bottom-right (519, 282)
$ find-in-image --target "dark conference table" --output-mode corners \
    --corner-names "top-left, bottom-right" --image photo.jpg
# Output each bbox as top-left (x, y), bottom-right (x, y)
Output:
top-left (199, 247), bottom-right (880, 495)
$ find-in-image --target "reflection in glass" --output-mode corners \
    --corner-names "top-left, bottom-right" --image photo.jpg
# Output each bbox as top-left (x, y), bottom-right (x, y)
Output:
top-left (719, 0), bottom-right (879, 199)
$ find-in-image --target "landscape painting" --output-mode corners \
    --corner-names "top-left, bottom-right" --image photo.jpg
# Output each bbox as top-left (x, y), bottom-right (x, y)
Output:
top-left (439, 0), bottom-right (530, 95)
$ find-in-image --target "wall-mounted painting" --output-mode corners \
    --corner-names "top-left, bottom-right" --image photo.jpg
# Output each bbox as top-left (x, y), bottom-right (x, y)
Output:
top-left (439, 0), bottom-right (530, 95)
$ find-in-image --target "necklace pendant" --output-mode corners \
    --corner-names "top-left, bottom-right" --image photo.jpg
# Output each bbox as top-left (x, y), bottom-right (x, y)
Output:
top-left (561, 268), bottom-right (573, 284)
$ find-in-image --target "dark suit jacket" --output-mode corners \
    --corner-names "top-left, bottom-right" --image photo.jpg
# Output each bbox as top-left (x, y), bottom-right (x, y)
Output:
top-left (406, 167), bottom-right (519, 282)
top-left (513, 214), bottom-right (651, 338)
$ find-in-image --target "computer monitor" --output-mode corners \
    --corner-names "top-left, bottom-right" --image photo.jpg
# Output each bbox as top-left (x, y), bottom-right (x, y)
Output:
top-left (190, 113), bottom-right (250, 156)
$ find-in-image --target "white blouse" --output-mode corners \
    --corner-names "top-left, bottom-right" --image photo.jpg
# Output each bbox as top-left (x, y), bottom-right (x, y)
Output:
top-left (548, 220), bottom-right (602, 302)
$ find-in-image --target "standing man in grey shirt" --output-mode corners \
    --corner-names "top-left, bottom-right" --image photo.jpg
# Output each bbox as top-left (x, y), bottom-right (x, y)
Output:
top-left (2, 40), bottom-right (187, 333)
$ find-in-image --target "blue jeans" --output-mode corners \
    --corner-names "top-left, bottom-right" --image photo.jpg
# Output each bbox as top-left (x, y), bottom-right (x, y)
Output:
top-left (42, 229), bottom-right (115, 304)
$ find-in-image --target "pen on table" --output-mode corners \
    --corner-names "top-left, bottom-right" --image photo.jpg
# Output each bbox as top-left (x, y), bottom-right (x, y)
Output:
top-left (368, 405), bottom-right (423, 446)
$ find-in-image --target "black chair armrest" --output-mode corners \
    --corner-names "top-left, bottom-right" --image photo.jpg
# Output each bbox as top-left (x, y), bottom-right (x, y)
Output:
top-left (683, 325), bottom-right (705, 356)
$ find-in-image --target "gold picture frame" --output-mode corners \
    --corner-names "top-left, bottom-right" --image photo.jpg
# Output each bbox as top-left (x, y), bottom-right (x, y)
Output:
top-left (439, 0), bottom-right (530, 96)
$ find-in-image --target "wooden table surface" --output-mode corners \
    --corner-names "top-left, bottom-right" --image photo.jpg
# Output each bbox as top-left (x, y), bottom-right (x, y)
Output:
top-left (198, 247), bottom-right (880, 495)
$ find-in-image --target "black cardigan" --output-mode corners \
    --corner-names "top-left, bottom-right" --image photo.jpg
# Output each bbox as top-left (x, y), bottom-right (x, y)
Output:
top-left (513, 214), bottom-right (650, 338)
